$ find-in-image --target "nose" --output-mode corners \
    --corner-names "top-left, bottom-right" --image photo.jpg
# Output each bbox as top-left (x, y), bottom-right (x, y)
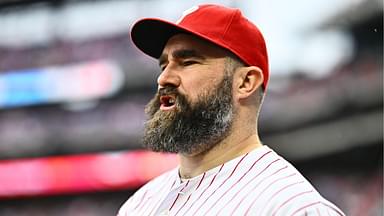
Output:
top-left (157, 65), bottom-right (181, 88)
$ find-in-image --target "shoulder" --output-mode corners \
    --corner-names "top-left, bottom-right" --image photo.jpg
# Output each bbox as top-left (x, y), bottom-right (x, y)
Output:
top-left (261, 187), bottom-right (345, 215)
top-left (245, 146), bottom-right (345, 215)
top-left (117, 168), bottom-right (178, 216)
top-left (268, 198), bottom-right (346, 216)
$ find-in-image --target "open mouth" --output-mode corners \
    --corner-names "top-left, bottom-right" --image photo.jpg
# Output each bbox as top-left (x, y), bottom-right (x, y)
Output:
top-left (159, 95), bottom-right (176, 110)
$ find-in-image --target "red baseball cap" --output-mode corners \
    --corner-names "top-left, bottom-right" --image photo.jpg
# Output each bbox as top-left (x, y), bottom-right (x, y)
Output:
top-left (131, 4), bottom-right (269, 89)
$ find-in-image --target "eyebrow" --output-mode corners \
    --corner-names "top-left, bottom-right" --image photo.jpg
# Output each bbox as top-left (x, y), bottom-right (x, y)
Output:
top-left (158, 49), bottom-right (206, 67)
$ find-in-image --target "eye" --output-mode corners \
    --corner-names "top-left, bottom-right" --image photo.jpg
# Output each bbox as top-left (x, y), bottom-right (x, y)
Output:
top-left (160, 64), bottom-right (167, 71)
top-left (182, 60), bottom-right (198, 66)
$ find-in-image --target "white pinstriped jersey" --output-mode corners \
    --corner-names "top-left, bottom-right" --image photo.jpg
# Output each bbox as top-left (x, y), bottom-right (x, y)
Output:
top-left (118, 146), bottom-right (345, 216)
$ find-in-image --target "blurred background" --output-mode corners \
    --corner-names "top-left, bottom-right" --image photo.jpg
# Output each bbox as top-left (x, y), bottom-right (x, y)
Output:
top-left (0, 0), bottom-right (382, 215)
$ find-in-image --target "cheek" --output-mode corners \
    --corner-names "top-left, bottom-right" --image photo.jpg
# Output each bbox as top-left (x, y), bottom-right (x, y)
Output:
top-left (181, 64), bottom-right (225, 99)
top-left (189, 81), bottom-right (223, 106)
top-left (184, 76), bottom-right (217, 97)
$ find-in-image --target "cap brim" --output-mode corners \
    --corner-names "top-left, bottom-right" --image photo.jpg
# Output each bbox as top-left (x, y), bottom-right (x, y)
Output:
top-left (131, 18), bottom-right (189, 59)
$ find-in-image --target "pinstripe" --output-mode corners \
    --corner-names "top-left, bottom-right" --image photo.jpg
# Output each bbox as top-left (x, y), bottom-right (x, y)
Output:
top-left (259, 181), bottom-right (306, 214)
top-left (225, 164), bottom-right (287, 215)
top-left (290, 201), bottom-right (345, 216)
top-left (169, 180), bottom-right (190, 210)
top-left (190, 153), bottom-right (249, 215)
top-left (133, 172), bottom-right (175, 215)
top-left (174, 194), bottom-right (192, 215)
top-left (290, 201), bottom-right (321, 216)
top-left (170, 177), bottom-right (177, 189)
top-left (317, 207), bottom-right (321, 216)
top-left (228, 160), bottom-right (285, 215)
top-left (195, 172), bottom-right (206, 190)
top-left (118, 146), bottom-right (345, 216)
top-left (174, 172), bottom-right (205, 216)
top-left (146, 174), bottom-right (177, 215)
top-left (132, 190), bottom-right (148, 211)
top-left (180, 164), bottom-right (224, 216)
top-left (271, 190), bottom-right (314, 216)
top-left (267, 181), bottom-right (306, 203)
top-left (244, 173), bottom-right (298, 215)
top-left (210, 155), bottom-right (277, 214)
top-left (202, 151), bottom-right (272, 215)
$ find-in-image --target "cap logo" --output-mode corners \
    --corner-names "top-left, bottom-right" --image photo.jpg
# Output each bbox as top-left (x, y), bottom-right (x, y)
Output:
top-left (176, 5), bottom-right (199, 24)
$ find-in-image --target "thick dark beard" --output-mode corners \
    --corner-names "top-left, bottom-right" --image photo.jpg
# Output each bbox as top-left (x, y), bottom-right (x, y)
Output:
top-left (143, 74), bottom-right (234, 154)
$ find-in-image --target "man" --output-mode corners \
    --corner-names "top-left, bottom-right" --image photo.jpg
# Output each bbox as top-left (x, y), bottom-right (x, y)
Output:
top-left (118, 4), bottom-right (345, 216)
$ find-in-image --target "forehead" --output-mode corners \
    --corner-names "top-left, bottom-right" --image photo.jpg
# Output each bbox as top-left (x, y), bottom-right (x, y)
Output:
top-left (162, 34), bottom-right (230, 58)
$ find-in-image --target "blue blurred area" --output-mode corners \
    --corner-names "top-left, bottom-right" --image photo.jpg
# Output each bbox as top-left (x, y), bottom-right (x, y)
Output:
top-left (0, 69), bottom-right (47, 107)
top-left (0, 61), bottom-right (123, 108)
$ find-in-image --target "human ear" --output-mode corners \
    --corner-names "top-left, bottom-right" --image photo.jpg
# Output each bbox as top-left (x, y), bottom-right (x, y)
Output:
top-left (235, 66), bottom-right (264, 100)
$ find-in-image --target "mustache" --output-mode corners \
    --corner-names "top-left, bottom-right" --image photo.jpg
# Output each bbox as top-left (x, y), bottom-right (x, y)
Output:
top-left (145, 86), bottom-right (185, 117)
top-left (158, 86), bottom-right (179, 97)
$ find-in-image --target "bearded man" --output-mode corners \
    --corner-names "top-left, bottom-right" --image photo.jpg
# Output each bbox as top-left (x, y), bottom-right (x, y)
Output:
top-left (118, 4), bottom-right (345, 216)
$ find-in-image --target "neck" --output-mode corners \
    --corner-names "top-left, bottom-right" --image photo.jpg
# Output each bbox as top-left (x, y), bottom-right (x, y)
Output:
top-left (178, 131), bottom-right (263, 179)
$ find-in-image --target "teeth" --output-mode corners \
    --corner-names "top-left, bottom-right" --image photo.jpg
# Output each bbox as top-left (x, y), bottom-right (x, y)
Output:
top-left (169, 98), bottom-right (175, 104)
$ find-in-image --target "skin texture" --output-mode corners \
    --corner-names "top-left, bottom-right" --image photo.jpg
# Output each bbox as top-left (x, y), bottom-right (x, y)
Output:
top-left (150, 34), bottom-right (265, 179)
